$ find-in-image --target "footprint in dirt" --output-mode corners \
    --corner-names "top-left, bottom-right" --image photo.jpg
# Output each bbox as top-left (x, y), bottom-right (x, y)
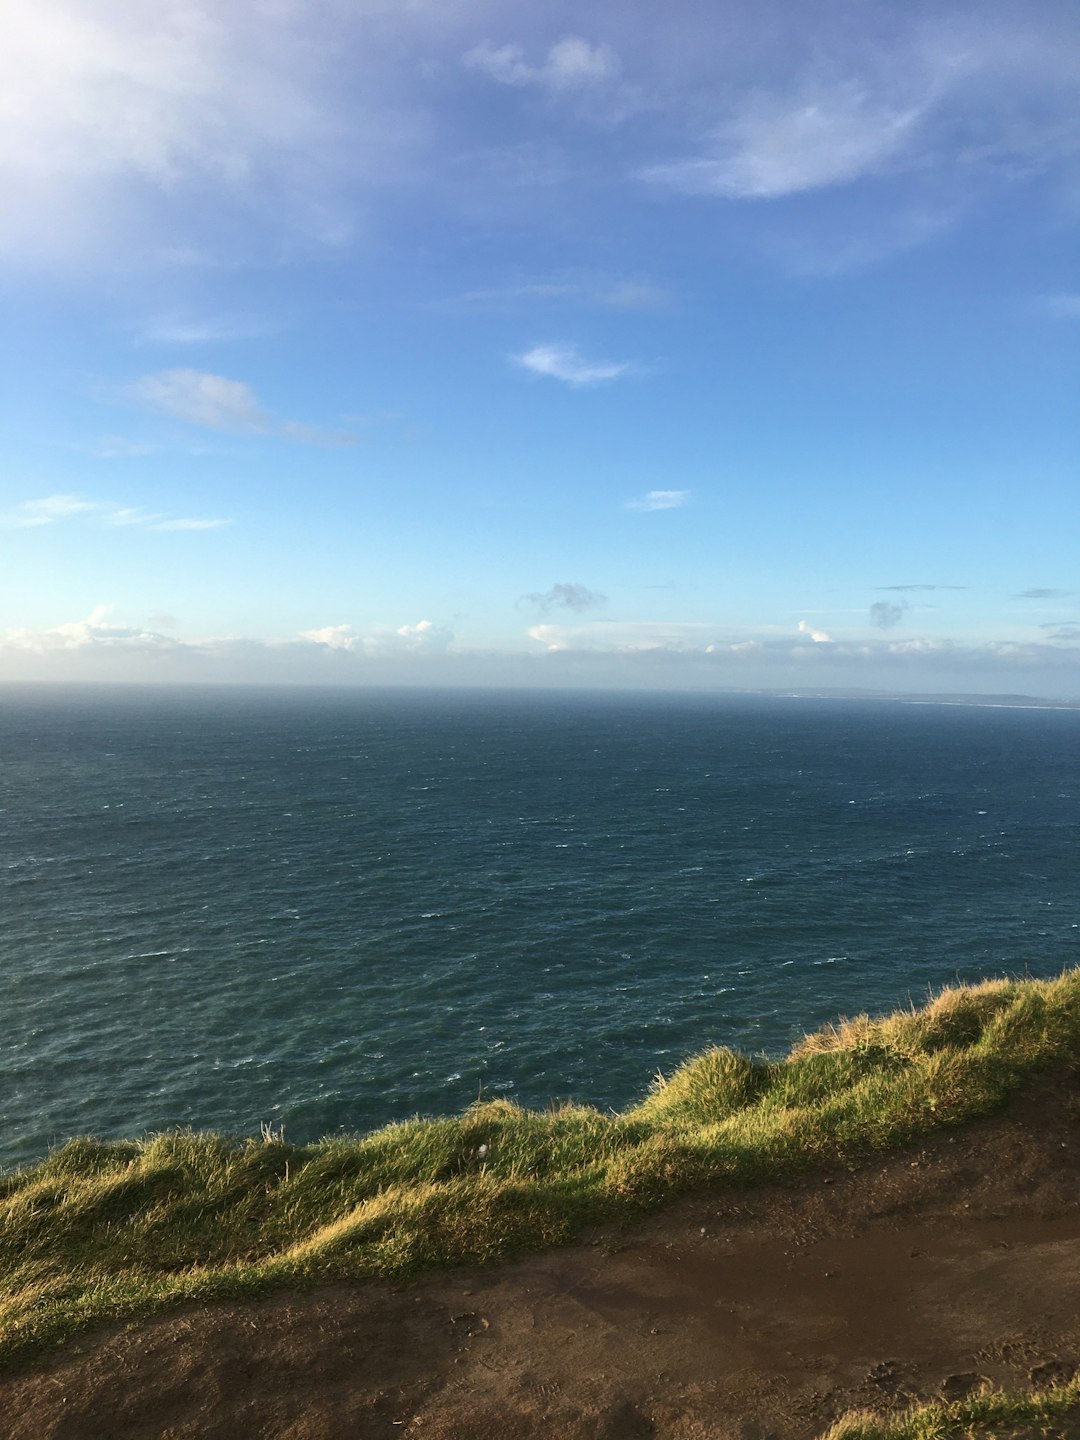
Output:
top-left (594, 1399), bottom-right (656, 1438)
top-left (939, 1372), bottom-right (990, 1401)
top-left (1029, 1359), bottom-right (1077, 1389)
top-left (864, 1359), bottom-right (905, 1392)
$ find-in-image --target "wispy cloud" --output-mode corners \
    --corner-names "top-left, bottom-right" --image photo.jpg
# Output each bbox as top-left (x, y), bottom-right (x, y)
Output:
top-left (643, 82), bottom-right (926, 200)
top-left (522, 583), bottom-right (606, 613)
top-left (626, 489), bottom-right (690, 512)
top-left (1016, 587), bottom-right (1071, 600)
top-left (600, 280), bottom-right (667, 309)
top-left (464, 36), bottom-right (619, 94)
top-left (631, 12), bottom-right (1080, 276)
top-left (1034, 294), bottom-right (1080, 319)
top-left (136, 314), bottom-right (274, 346)
top-left (150, 517), bottom-right (231, 532)
top-left (132, 369), bottom-right (356, 444)
top-left (0, 0), bottom-right (350, 264)
top-left (1, 493), bottom-right (228, 533)
top-left (769, 202), bottom-right (962, 277)
top-left (4, 3), bottom-right (1077, 278)
top-left (877, 583), bottom-right (967, 592)
top-left (0, 494), bottom-right (98, 528)
top-left (103, 506), bottom-right (163, 527)
top-left (440, 275), bottom-right (669, 312)
top-left (134, 370), bottom-right (276, 432)
top-left (94, 436), bottom-right (160, 460)
top-left (515, 344), bottom-right (631, 385)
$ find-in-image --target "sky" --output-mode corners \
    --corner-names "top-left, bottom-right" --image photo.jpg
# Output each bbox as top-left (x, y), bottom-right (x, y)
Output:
top-left (1, 0), bottom-right (1079, 695)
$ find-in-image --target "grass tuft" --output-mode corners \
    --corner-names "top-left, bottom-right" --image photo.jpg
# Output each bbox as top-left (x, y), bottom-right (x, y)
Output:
top-left (822, 1373), bottom-right (1080, 1438)
top-left (0, 969), bottom-right (1078, 1370)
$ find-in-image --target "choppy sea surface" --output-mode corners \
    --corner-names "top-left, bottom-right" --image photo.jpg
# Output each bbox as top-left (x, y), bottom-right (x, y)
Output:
top-left (2, 684), bottom-right (1078, 1170)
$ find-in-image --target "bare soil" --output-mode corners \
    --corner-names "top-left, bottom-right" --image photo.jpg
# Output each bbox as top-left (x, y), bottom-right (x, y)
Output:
top-left (4, 1073), bottom-right (1080, 1440)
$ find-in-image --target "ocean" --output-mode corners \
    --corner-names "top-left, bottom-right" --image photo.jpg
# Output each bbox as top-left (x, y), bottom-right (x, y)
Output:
top-left (1, 684), bottom-right (1077, 1171)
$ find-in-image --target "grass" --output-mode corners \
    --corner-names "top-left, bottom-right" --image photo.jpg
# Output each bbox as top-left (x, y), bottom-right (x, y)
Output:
top-left (1, 969), bottom-right (1078, 1372)
top-left (823, 1375), bottom-right (1080, 1438)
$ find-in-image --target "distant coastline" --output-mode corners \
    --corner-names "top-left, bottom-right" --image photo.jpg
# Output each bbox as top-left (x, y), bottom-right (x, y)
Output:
top-left (2, 676), bottom-right (1080, 711)
top-left (763, 686), bottom-right (1080, 711)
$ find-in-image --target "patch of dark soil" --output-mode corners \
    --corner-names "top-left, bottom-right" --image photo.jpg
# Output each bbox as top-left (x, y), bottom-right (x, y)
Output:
top-left (2, 1069), bottom-right (1079, 1440)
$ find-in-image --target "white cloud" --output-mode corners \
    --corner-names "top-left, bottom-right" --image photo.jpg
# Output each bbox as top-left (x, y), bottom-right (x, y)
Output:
top-left (521, 622), bottom-right (1080, 697)
top-left (300, 619), bottom-right (454, 656)
top-left (132, 368), bottom-right (356, 443)
top-left (5, 608), bottom-right (1080, 699)
top-left (2, 605), bottom-right (180, 654)
top-left (388, 619), bottom-right (454, 652)
top-left (299, 624), bottom-right (360, 651)
top-left (528, 620), bottom-right (714, 652)
top-left (515, 344), bottom-right (631, 385)
top-left (464, 36), bottom-right (620, 93)
top-left (626, 489), bottom-right (690, 511)
top-left (0, 494), bottom-right (98, 527)
top-left (798, 619), bottom-right (832, 643)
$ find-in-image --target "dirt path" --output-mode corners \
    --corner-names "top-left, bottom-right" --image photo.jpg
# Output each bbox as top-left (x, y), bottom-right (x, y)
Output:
top-left (4, 1073), bottom-right (1079, 1440)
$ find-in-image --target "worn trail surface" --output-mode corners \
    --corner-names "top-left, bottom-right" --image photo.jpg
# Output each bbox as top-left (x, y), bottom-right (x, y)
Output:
top-left (4, 1075), bottom-right (1079, 1440)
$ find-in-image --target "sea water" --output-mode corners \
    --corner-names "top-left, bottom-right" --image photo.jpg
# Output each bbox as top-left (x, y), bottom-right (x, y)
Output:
top-left (1, 684), bottom-right (1077, 1170)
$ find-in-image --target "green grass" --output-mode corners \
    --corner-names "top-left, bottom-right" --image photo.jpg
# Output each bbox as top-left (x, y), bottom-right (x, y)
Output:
top-left (824, 1375), bottom-right (1080, 1438)
top-left (1, 969), bottom-right (1078, 1371)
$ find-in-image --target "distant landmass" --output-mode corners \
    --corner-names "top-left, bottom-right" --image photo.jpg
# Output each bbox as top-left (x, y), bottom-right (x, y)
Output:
top-left (761, 687), bottom-right (1080, 710)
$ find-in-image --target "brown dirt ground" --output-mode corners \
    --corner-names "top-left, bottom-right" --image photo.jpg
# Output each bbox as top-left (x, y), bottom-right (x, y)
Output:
top-left (4, 1072), bottom-right (1080, 1440)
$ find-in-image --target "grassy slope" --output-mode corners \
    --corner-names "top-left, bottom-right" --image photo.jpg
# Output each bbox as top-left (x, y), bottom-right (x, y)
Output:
top-left (2, 969), bottom-right (1079, 1414)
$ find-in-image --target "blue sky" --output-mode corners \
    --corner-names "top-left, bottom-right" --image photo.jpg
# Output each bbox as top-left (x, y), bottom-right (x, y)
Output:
top-left (2, 0), bottom-right (1079, 694)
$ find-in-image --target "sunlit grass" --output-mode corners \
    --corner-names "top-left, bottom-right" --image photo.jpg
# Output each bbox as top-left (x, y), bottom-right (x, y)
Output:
top-left (1, 969), bottom-right (1077, 1369)
top-left (824, 1374), bottom-right (1080, 1438)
